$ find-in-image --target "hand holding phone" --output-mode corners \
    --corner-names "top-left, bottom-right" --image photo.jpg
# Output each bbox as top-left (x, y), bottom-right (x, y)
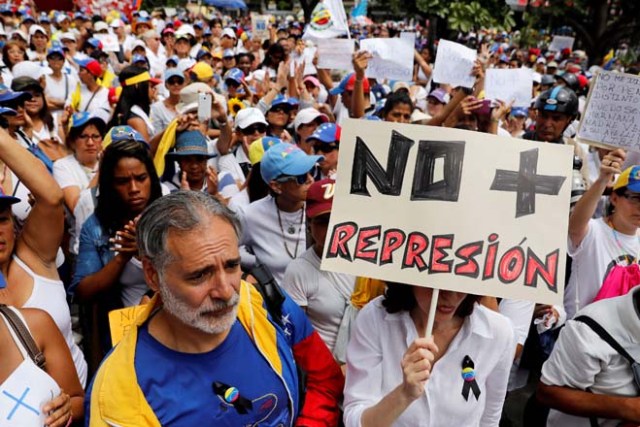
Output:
top-left (198, 92), bottom-right (212, 123)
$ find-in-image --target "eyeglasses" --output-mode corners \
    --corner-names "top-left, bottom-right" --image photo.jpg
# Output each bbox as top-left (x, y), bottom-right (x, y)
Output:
top-left (240, 124), bottom-right (266, 135)
top-left (78, 133), bottom-right (102, 141)
top-left (314, 143), bottom-right (338, 153)
top-left (622, 192), bottom-right (640, 205)
top-left (276, 173), bottom-right (309, 185)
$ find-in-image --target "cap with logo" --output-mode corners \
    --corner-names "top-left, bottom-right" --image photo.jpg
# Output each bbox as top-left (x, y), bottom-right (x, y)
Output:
top-left (260, 142), bottom-right (323, 183)
top-left (614, 166), bottom-right (640, 193)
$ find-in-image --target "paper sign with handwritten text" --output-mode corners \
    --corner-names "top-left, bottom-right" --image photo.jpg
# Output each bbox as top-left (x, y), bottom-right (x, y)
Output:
top-left (360, 35), bottom-right (414, 81)
top-left (432, 39), bottom-right (477, 89)
top-left (317, 39), bottom-right (354, 71)
top-left (485, 68), bottom-right (533, 107)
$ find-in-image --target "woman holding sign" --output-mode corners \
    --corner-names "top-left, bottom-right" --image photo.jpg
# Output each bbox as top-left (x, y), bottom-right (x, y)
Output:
top-left (343, 283), bottom-right (514, 426)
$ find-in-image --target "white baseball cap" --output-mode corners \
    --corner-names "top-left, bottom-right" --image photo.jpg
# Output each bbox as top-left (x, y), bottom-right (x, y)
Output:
top-left (12, 61), bottom-right (52, 80)
top-left (221, 28), bottom-right (237, 39)
top-left (293, 108), bottom-right (329, 131)
top-left (235, 107), bottom-right (267, 130)
top-left (109, 18), bottom-right (124, 28)
top-left (94, 21), bottom-right (109, 32)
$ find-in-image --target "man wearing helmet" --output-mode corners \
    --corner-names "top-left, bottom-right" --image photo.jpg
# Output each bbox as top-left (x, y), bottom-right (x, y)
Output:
top-left (525, 86), bottom-right (579, 144)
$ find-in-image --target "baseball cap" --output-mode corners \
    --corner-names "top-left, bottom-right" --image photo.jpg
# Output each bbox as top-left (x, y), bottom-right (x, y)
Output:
top-left (70, 111), bottom-right (106, 129)
top-left (221, 28), bottom-right (237, 39)
top-left (86, 37), bottom-right (103, 50)
top-left (132, 54), bottom-right (147, 64)
top-left (59, 32), bottom-right (76, 42)
top-left (176, 24), bottom-right (195, 38)
top-left (613, 166), bottom-right (640, 193)
top-left (303, 75), bottom-right (321, 88)
top-left (47, 46), bottom-right (65, 59)
top-left (10, 30), bottom-right (28, 42)
top-left (166, 130), bottom-right (215, 159)
top-left (94, 21), bottom-right (109, 32)
top-left (196, 49), bottom-right (212, 61)
top-left (235, 108), bottom-right (267, 130)
top-left (510, 107), bottom-right (528, 118)
top-left (224, 67), bottom-right (244, 85)
top-left (177, 82), bottom-right (214, 114)
top-left (12, 61), bottom-right (52, 80)
top-left (260, 142), bottom-right (323, 183)
top-left (329, 73), bottom-right (370, 96)
top-left (0, 107), bottom-right (16, 116)
top-left (110, 18), bottom-right (124, 28)
top-left (547, 61), bottom-right (558, 68)
top-left (248, 136), bottom-right (282, 165)
top-left (427, 88), bottom-right (450, 104)
top-left (307, 122), bottom-right (341, 144)
top-left (56, 14), bottom-right (70, 24)
top-left (0, 185), bottom-right (20, 206)
top-left (76, 58), bottom-right (102, 78)
top-left (306, 178), bottom-right (335, 218)
top-left (106, 125), bottom-right (148, 147)
top-left (28, 24), bottom-right (47, 38)
top-left (270, 94), bottom-right (296, 111)
top-left (0, 90), bottom-right (32, 106)
top-left (222, 48), bottom-right (235, 58)
top-left (293, 108), bottom-right (329, 131)
top-left (131, 39), bottom-right (146, 51)
top-left (166, 55), bottom-right (179, 66)
top-left (190, 62), bottom-right (214, 81)
top-left (11, 76), bottom-right (44, 93)
top-left (164, 68), bottom-right (185, 83)
top-left (392, 82), bottom-right (410, 93)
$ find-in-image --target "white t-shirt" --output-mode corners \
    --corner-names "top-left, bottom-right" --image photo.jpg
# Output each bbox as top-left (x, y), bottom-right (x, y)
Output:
top-left (45, 73), bottom-right (78, 109)
top-left (344, 297), bottom-right (515, 427)
top-left (149, 100), bottom-right (177, 136)
top-left (240, 195), bottom-right (306, 284)
top-left (566, 218), bottom-right (640, 319)
top-left (541, 287), bottom-right (640, 427)
top-left (75, 84), bottom-right (110, 119)
top-left (119, 257), bottom-right (148, 307)
top-left (282, 247), bottom-right (356, 352)
top-left (52, 154), bottom-right (95, 190)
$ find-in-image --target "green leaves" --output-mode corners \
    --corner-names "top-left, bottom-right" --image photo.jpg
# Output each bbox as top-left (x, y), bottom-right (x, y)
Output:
top-left (416, 0), bottom-right (514, 32)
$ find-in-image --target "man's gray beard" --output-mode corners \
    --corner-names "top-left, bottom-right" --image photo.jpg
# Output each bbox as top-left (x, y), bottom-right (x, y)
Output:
top-left (159, 280), bottom-right (240, 335)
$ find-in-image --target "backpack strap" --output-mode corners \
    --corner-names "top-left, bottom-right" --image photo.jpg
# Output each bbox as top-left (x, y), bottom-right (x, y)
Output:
top-left (574, 315), bottom-right (640, 393)
top-left (0, 304), bottom-right (46, 369)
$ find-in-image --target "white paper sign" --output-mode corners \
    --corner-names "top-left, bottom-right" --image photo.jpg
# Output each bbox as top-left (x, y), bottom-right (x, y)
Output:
top-left (360, 34), bottom-right (414, 81)
top-left (432, 39), bottom-right (477, 88)
top-left (577, 71), bottom-right (640, 151)
top-left (290, 47), bottom-right (317, 76)
top-left (94, 33), bottom-right (120, 52)
top-left (251, 15), bottom-right (270, 40)
top-left (549, 36), bottom-right (574, 52)
top-left (317, 39), bottom-right (354, 71)
top-left (321, 119), bottom-right (572, 305)
top-left (485, 68), bottom-right (533, 107)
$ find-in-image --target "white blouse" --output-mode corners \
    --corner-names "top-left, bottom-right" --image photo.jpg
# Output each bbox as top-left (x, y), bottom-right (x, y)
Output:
top-left (344, 296), bottom-right (515, 427)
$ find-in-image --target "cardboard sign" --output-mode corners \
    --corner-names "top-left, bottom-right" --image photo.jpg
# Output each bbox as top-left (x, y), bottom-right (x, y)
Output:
top-left (485, 68), bottom-right (533, 107)
top-left (432, 39), bottom-right (477, 88)
top-left (549, 36), bottom-right (575, 52)
top-left (360, 35), bottom-right (414, 82)
top-left (321, 119), bottom-right (572, 305)
top-left (109, 304), bottom-right (148, 345)
top-left (317, 39), bottom-right (354, 71)
top-left (94, 33), bottom-right (120, 53)
top-left (251, 14), bottom-right (270, 40)
top-left (577, 71), bottom-right (640, 151)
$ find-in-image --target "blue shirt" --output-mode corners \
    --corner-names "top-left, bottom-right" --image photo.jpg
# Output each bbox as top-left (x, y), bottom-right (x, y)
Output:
top-left (134, 320), bottom-right (292, 426)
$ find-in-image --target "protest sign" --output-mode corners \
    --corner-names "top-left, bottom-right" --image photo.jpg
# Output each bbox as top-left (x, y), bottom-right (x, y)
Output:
top-left (0, 363), bottom-right (60, 425)
top-left (321, 119), bottom-right (572, 305)
top-left (485, 68), bottom-right (533, 107)
top-left (360, 34), bottom-right (414, 81)
top-left (291, 47), bottom-right (318, 76)
top-left (251, 14), bottom-right (270, 40)
top-left (94, 33), bottom-right (120, 52)
top-left (549, 36), bottom-right (575, 52)
top-left (577, 71), bottom-right (640, 151)
top-left (432, 39), bottom-right (477, 88)
top-left (317, 39), bottom-right (355, 71)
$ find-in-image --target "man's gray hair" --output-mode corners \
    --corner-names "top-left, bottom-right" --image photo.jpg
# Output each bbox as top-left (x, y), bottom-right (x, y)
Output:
top-left (137, 191), bottom-right (242, 273)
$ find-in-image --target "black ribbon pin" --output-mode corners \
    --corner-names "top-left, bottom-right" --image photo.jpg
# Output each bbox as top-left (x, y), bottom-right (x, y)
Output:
top-left (212, 381), bottom-right (253, 414)
top-left (461, 355), bottom-right (481, 401)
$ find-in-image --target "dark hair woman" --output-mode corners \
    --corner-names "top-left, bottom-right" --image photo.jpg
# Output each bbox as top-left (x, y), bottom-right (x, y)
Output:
top-left (343, 282), bottom-right (515, 427)
top-left (108, 65), bottom-right (155, 142)
top-left (381, 91), bottom-right (414, 124)
top-left (72, 139), bottom-right (162, 354)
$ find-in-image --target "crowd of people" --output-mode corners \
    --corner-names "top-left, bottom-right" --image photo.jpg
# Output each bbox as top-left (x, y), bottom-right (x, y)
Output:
top-left (0, 3), bottom-right (637, 427)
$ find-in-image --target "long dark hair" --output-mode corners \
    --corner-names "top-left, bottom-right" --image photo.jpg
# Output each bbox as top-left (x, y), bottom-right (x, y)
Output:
top-left (108, 65), bottom-right (150, 128)
top-left (2, 41), bottom-right (28, 70)
top-left (382, 282), bottom-right (480, 318)
top-left (261, 43), bottom-right (285, 69)
top-left (95, 140), bottom-right (162, 235)
top-left (10, 78), bottom-right (54, 130)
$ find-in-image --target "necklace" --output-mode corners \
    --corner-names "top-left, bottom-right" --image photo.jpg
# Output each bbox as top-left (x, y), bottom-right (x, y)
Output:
top-left (276, 202), bottom-right (304, 259)
top-left (608, 218), bottom-right (640, 261)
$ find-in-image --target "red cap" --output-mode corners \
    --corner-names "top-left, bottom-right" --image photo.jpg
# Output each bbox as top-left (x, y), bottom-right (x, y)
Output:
top-left (577, 74), bottom-right (589, 89)
top-left (78, 58), bottom-right (102, 78)
top-left (306, 178), bottom-right (335, 219)
top-left (345, 74), bottom-right (370, 93)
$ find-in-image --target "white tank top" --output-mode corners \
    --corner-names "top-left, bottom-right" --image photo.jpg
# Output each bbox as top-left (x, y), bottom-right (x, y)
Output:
top-left (0, 306), bottom-right (61, 426)
top-left (15, 256), bottom-right (88, 387)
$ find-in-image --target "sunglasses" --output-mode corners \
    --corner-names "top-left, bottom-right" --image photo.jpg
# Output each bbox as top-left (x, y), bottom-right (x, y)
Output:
top-left (270, 106), bottom-right (290, 114)
top-left (314, 143), bottom-right (338, 153)
top-left (240, 124), bottom-right (266, 135)
top-left (276, 173), bottom-right (309, 185)
top-left (166, 78), bottom-right (183, 86)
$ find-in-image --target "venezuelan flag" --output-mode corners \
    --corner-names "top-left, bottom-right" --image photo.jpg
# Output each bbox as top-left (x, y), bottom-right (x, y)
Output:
top-left (602, 49), bottom-right (615, 70)
top-left (132, 0), bottom-right (143, 13)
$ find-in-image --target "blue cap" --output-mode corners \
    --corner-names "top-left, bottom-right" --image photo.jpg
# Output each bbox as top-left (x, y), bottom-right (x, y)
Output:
top-left (260, 142), bottom-right (322, 183)
top-left (70, 111), bottom-right (105, 129)
top-left (270, 94), bottom-right (296, 111)
top-left (196, 49), bottom-right (212, 60)
top-left (203, 28), bottom-right (212, 36)
top-left (222, 48), bottom-right (235, 58)
top-left (0, 185), bottom-right (20, 205)
top-left (46, 46), bottom-right (65, 58)
top-left (0, 90), bottom-right (31, 105)
top-left (329, 73), bottom-right (353, 96)
top-left (166, 55), bottom-right (179, 65)
top-left (166, 130), bottom-right (215, 159)
top-left (22, 14), bottom-right (35, 23)
top-left (193, 20), bottom-right (204, 29)
top-left (132, 54), bottom-right (147, 64)
top-left (74, 12), bottom-right (87, 20)
top-left (307, 122), bottom-right (341, 144)
top-left (0, 107), bottom-right (16, 115)
top-left (108, 125), bottom-right (148, 147)
top-left (364, 114), bottom-right (382, 121)
top-left (224, 67), bottom-right (244, 84)
top-left (499, 54), bottom-right (510, 63)
top-left (86, 37), bottom-right (101, 49)
top-left (510, 107), bottom-right (529, 118)
top-left (164, 68), bottom-right (184, 82)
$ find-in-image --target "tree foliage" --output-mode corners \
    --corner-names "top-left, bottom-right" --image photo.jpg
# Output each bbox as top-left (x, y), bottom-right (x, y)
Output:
top-left (416, 0), bottom-right (515, 33)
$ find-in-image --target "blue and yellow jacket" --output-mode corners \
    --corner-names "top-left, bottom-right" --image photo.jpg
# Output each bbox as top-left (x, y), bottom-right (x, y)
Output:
top-left (86, 281), bottom-right (344, 427)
